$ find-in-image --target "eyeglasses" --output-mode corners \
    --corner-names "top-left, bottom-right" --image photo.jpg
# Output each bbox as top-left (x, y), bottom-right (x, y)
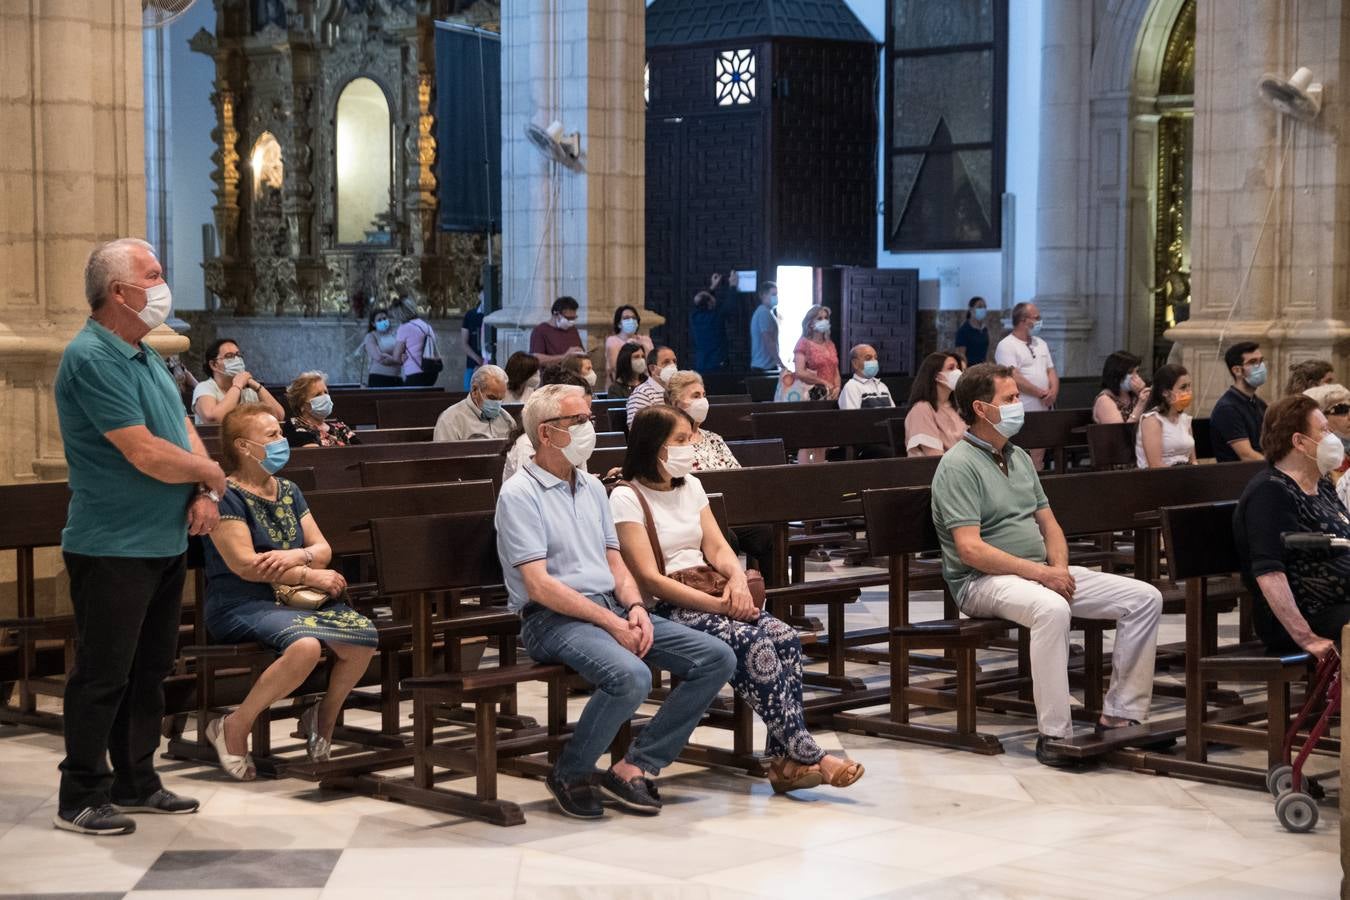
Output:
top-left (1328, 404), bottom-right (1350, 417)
top-left (543, 414), bottom-right (595, 428)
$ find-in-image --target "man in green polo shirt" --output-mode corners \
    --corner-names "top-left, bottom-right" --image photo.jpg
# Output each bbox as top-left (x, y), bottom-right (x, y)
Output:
top-left (931, 363), bottom-right (1162, 769)
top-left (53, 238), bottom-right (226, 836)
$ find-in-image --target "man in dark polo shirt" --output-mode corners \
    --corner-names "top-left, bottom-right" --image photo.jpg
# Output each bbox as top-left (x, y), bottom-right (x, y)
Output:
top-left (529, 296), bottom-right (586, 366)
top-left (53, 239), bottom-right (226, 836)
top-left (1210, 341), bottom-right (1268, 463)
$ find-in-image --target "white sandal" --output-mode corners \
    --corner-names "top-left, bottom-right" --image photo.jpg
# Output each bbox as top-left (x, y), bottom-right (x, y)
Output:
top-left (205, 717), bottom-right (256, 781)
top-left (298, 704), bottom-right (331, 763)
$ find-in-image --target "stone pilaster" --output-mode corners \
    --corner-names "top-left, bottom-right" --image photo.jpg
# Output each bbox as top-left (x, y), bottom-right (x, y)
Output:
top-left (1168, 0), bottom-right (1350, 411)
top-left (489, 0), bottom-right (660, 365)
top-left (0, 0), bottom-right (147, 483)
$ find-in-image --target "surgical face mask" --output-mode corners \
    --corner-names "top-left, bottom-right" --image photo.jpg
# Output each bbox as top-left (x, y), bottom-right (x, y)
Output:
top-left (1303, 431), bottom-right (1345, 476)
top-left (941, 369), bottom-right (961, 391)
top-left (972, 307), bottom-right (987, 322)
top-left (657, 363), bottom-right (677, 384)
top-left (1171, 391), bottom-right (1193, 413)
top-left (985, 401), bottom-right (1025, 439)
top-left (309, 393), bottom-right (333, 419)
top-left (1121, 375), bottom-right (1136, 395)
top-left (525, 375), bottom-right (541, 391)
top-left (861, 360), bottom-right (880, 379)
top-left (1029, 320), bottom-right (1044, 337)
top-left (583, 370), bottom-right (597, 387)
top-left (550, 420), bottom-right (596, 468)
top-left (246, 438), bottom-right (290, 475)
top-left (813, 318), bottom-right (831, 334)
top-left (632, 357), bottom-right (647, 375)
top-left (126, 281), bottom-right (172, 331)
top-left (1244, 362), bottom-right (1268, 388)
top-left (222, 356), bottom-right (247, 378)
top-left (557, 315), bottom-right (576, 330)
top-left (1340, 435), bottom-right (1350, 457)
top-left (662, 443), bottom-right (696, 479)
top-left (479, 397), bottom-right (503, 420)
top-left (620, 317), bottom-right (638, 335)
top-left (769, 295), bottom-right (779, 308)
top-left (375, 319), bottom-right (390, 333)
top-left (684, 397), bottom-right (710, 424)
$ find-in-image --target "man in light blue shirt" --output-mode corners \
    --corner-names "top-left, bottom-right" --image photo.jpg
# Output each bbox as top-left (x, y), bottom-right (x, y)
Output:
top-left (496, 384), bottom-right (735, 819)
top-left (749, 281), bottom-right (780, 372)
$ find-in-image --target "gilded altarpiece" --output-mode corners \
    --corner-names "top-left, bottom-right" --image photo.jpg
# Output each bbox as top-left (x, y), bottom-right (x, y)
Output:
top-left (192, 0), bottom-right (499, 320)
top-left (1151, 0), bottom-right (1195, 369)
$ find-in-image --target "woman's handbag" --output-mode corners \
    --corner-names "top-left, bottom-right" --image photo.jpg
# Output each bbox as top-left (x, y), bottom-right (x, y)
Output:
top-left (272, 583), bottom-right (328, 611)
top-left (619, 481), bottom-right (766, 610)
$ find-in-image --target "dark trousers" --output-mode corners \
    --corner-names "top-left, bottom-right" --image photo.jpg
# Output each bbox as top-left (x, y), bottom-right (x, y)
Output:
top-left (59, 552), bottom-right (186, 810)
top-left (403, 370), bottom-right (438, 387)
top-left (367, 373), bottom-right (403, 387)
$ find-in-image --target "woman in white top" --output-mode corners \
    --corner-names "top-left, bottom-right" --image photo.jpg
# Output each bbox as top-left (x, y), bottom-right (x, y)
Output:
top-left (1136, 363), bottom-right (1196, 468)
top-left (610, 405), bottom-right (863, 794)
top-left (192, 338), bottom-right (285, 425)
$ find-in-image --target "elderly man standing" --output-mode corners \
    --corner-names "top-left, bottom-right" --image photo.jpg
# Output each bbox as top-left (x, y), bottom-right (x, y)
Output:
top-left (496, 384), bottom-right (736, 818)
top-left (931, 363), bottom-right (1163, 768)
top-left (432, 364), bottom-right (515, 441)
top-left (54, 239), bottom-right (226, 835)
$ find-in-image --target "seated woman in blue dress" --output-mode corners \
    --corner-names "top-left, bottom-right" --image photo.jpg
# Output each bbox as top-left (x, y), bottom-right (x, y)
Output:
top-left (202, 403), bottom-right (377, 780)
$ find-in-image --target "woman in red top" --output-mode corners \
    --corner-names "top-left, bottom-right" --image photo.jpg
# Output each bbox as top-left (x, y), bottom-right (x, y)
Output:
top-left (791, 305), bottom-right (840, 463)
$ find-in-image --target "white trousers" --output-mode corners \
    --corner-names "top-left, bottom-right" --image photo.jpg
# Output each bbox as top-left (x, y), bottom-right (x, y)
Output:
top-left (958, 566), bottom-right (1163, 738)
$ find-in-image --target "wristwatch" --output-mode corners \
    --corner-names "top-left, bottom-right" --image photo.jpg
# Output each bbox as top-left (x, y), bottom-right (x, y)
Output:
top-left (198, 486), bottom-right (221, 503)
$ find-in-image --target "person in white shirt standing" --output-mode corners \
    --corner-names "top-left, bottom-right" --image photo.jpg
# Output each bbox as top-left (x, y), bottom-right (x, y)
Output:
top-left (994, 302), bottom-right (1058, 467)
top-left (838, 344), bottom-right (894, 411)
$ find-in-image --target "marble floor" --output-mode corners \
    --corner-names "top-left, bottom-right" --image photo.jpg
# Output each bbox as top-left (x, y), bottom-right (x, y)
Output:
top-left (0, 585), bottom-right (1342, 899)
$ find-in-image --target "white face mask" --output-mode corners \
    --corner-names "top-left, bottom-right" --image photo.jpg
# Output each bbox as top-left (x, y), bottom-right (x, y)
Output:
top-left (632, 357), bottom-right (647, 375)
top-left (812, 318), bottom-right (831, 334)
top-left (557, 315), bottom-right (575, 330)
top-left (583, 370), bottom-right (597, 387)
top-left (662, 443), bottom-right (696, 478)
top-left (657, 363), bottom-right (677, 384)
top-left (551, 420), bottom-right (596, 468)
top-left (684, 397), bottom-right (710, 425)
top-left (1305, 431), bottom-right (1345, 476)
top-left (941, 369), bottom-right (961, 391)
top-left (222, 356), bottom-right (247, 378)
top-left (524, 375), bottom-right (541, 391)
top-left (126, 281), bottom-right (172, 330)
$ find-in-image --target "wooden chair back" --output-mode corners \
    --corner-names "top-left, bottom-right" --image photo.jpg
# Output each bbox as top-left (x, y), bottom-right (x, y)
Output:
top-left (357, 427), bottom-right (436, 444)
top-left (305, 481), bottom-right (496, 558)
top-left (359, 455), bottom-right (505, 490)
top-left (748, 407), bottom-right (903, 452)
top-left (0, 482), bottom-right (70, 551)
top-left (1159, 501), bottom-right (1241, 581)
top-left (285, 439), bottom-right (509, 489)
top-left (587, 438), bottom-right (786, 476)
top-left (371, 511), bottom-right (503, 596)
top-left (1085, 422), bottom-right (1136, 470)
top-left (376, 395), bottom-right (467, 429)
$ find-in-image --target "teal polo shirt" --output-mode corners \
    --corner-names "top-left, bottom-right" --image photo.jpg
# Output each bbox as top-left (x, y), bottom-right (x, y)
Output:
top-left (931, 434), bottom-right (1050, 602)
top-left (56, 319), bottom-right (195, 557)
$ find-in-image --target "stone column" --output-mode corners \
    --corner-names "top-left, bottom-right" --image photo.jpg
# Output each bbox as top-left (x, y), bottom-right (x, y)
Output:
top-left (0, 0), bottom-right (171, 484)
top-left (1168, 0), bottom-right (1350, 410)
top-left (1031, 0), bottom-right (1096, 376)
top-left (489, 0), bottom-right (660, 367)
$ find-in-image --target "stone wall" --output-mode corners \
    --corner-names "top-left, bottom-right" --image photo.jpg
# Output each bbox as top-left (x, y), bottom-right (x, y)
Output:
top-left (177, 314), bottom-right (467, 389)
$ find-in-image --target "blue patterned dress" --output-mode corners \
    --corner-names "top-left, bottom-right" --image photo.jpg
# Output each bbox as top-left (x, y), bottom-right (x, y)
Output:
top-left (203, 478), bottom-right (376, 649)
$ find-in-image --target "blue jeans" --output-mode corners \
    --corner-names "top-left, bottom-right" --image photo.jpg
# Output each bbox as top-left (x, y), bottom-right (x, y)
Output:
top-left (520, 595), bottom-right (737, 783)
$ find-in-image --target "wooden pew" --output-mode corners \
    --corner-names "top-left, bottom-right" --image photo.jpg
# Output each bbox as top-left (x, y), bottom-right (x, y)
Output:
top-left (1085, 422), bottom-right (1136, 470)
top-left (376, 396), bottom-right (468, 429)
top-left (356, 427), bottom-right (436, 444)
top-left (360, 455), bottom-right (506, 490)
top-left (285, 440), bottom-right (509, 489)
top-left (607, 399), bottom-right (837, 439)
top-left (316, 389), bottom-right (459, 427)
top-left (588, 438), bottom-right (787, 475)
top-left (1008, 408), bottom-right (1093, 472)
top-left (749, 407), bottom-right (903, 456)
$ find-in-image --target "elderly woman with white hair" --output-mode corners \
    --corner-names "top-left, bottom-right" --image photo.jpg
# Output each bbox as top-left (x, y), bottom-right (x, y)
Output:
top-left (1303, 383), bottom-right (1350, 506)
top-left (283, 372), bottom-right (359, 448)
top-left (432, 363), bottom-right (515, 442)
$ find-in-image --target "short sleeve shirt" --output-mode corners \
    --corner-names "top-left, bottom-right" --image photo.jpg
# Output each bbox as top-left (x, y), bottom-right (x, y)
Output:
top-left (994, 334), bottom-right (1055, 411)
top-left (204, 478), bottom-right (311, 610)
top-left (529, 321), bottom-right (583, 357)
top-left (904, 401), bottom-right (968, 454)
top-left (192, 378), bottom-right (260, 425)
top-left (495, 462), bottom-right (619, 612)
top-left (750, 305), bottom-right (780, 369)
top-left (610, 476), bottom-right (710, 574)
top-left (838, 375), bottom-right (894, 411)
top-left (1210, 386), bottom-right (1267, 462)
top-left (955, 322), bottom-right (990, 364)
top-left (397, 319), bottom-right (430, 377)
top-left (56, 319), bottom-right (196, 557)
top-left (1234, 467), bottom-right (1350, 622)
top-left (626, 377), bottom-right (668, 428)
top-left (931, 436), bottom-right (1050, 602)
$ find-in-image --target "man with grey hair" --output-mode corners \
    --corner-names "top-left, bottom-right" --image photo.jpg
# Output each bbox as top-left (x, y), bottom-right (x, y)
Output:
top-left (54, 238), bottom-right (225, 835)
top-left (496, 384), bottom-right (736, 819)
top-left (432, 363), bottom-right (514, 441)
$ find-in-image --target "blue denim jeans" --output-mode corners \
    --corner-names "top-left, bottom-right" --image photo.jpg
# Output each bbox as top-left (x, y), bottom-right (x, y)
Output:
top-left (520, 595), bottom-right (737, 783)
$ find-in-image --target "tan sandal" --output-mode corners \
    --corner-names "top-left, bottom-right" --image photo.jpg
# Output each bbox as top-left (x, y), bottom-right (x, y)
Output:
top-left (821, 756), bottom-right (864, 788)
top-left (768, 758), bottom-right (822, 794)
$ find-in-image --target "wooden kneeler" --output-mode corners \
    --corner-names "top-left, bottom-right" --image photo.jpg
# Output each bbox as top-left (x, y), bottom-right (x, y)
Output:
top-left (833, 486), bottom-right (1010, 754)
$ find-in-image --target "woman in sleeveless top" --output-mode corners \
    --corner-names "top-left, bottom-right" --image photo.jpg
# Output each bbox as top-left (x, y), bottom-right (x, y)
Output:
top-left (1136, 364), bottom-right (1196, 467)
top-left (1093, 351), bottom-right (1148, 425)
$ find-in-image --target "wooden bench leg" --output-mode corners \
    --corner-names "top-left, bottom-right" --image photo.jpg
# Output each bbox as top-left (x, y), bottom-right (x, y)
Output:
top-left (955, 648), bottom-right (977, 736)
top-left (380, 650), bottom-right (401, 735)
top-left (547, 674), bottom-right (568, 765)
top-left (475, 698), bottom-right (498, 801)
top-left (1017, 628), bottom-right (1033, 702)
top-left (1082, 624), bottom-right (1104, 716)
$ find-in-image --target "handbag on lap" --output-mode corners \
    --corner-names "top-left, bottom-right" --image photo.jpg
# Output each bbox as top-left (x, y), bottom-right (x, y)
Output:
top-left (272, 583), bottom-right (329, 611)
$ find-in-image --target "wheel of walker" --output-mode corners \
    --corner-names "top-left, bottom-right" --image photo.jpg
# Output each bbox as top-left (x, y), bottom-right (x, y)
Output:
top-left (1274, 790), bottom-right (1319, 833)
top-left (1266, 763), bottom-right (1293, 798)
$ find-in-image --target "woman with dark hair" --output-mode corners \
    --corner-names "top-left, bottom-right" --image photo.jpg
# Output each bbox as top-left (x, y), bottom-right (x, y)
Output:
top-left (611, 406), bottom-right (863, 793)
top-left (202, 404), bottom-right (377, 779)
top-left (903, 351), bottom-right (967, 457)
top-left (608, 341), bottom-right (647, 399)
top-left (192, 338), bottom-right (285, 425)
top-left (1234, 394), bottom-right (1350, 660)
top-left (504, 351), bottom-right (541, 404)
top-left (362, 306), bottom-right (403, 387)
top-left (1135, 364), bottom-right (1194, 468)
top-left (604, 305), bottom-right (653, 387)
top-left (955, 296), bottom-right (991, 364)
top-left (1093, 351), bottom-right (1148, 424)
top-left (1286, 359), bottom-right (1336, 395)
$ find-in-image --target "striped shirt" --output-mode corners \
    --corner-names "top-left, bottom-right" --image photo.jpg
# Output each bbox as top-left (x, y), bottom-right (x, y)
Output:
top-left (625, 376), bottom-right (667, 427)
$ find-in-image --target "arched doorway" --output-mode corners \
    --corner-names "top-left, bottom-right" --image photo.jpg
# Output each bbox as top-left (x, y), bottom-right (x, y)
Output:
top-left (1148, 0), bottom-right (1195, 370)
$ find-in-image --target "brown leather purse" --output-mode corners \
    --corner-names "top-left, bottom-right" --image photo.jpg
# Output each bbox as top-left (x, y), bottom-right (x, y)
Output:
top-left (619, 481), bottom-right (766, 610)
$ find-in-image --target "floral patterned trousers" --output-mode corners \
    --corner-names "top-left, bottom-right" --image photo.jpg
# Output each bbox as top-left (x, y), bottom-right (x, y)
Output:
top-left (653, 604), bottom-right (825, 764)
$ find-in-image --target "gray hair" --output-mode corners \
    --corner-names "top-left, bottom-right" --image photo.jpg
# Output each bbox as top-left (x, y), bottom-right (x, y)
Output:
top-left (848, 344), bottom-right (873, 366)
top-left (85, 238), bottom-right (155, 310)
top-left (522, 383), bottom-right (584, 449)
top-left (664, 370), bottom-right (704, 406)
top-left (471, 364), bottom-right (507, 391)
